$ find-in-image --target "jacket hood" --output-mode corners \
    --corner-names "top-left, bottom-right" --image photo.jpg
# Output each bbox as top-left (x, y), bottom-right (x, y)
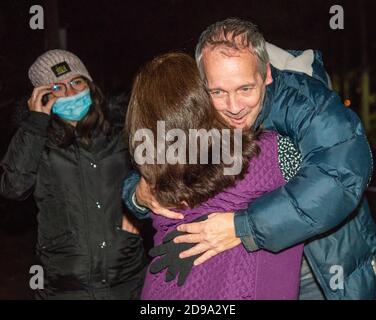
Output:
top-left (253, 45), bottom-right (332, 130)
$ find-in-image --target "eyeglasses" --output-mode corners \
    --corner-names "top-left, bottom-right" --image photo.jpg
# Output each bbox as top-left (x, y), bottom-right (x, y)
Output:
top-left (51, 77), bottom-right (88, 97)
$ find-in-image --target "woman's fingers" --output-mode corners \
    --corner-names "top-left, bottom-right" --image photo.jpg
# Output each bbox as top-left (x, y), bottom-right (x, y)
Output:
top-left (31, 86), bottom-right (53, 101)
top-left (29, 86), bottom-right (54, 113)
top-left (43, 95), bottom-right (57, 113)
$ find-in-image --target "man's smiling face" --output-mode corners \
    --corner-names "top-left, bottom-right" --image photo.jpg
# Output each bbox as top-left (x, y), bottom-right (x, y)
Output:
top-left (203, 46), bottom-right (272, 129)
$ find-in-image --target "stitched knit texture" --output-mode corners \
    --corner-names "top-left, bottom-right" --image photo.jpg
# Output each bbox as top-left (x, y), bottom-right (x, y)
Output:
top-left (142, 131), bottom-right (303, 300)
top-left (28, 50), bottom-right (92, 87)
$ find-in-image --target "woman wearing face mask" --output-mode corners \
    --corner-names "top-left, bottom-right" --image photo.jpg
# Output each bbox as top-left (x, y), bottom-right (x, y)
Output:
top-left (0, 50), bottom-right (147, 300)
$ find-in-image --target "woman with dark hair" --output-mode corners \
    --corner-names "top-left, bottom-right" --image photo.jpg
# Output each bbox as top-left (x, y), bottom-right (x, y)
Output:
top-left (0, 50), bottom-right (147, 299)
top-left (125, 52), bottom-right (304, 300)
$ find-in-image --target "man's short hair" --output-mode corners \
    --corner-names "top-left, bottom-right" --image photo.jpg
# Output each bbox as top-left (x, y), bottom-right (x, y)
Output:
top-left (195, 18), bottom-right (270, 81)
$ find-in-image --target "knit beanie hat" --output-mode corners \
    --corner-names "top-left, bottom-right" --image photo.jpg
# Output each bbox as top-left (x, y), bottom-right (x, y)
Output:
top-left (28, 49), bottom-right (92, 87)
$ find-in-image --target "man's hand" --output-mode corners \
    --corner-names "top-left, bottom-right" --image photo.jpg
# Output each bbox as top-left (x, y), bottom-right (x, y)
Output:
top-left (135, 177), bottom-right (184, 220)
top-left (174, 212), bottom-right (241, 265)
top-left (27, 86), bottom-right (57, 115)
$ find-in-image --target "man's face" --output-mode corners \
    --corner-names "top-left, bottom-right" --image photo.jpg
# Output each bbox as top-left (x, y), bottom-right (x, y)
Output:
top-left (202, 47), bottom-right (272, 129)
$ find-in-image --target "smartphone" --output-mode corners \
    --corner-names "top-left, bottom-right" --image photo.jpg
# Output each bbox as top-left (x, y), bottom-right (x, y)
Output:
top-left (41, 93), bottom-right (50, 106)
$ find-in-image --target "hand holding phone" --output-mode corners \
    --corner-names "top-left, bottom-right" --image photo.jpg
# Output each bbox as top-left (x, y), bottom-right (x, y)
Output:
top-left (41, 93), bottom-right (50, 106)
top-left (27, 86), bottom-right (57, 115)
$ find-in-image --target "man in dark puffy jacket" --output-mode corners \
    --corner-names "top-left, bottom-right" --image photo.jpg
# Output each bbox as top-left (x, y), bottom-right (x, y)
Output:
top-left (123, 18), bottom-right (376, 300)
top-left (0, 50), bottom-right (147, 299)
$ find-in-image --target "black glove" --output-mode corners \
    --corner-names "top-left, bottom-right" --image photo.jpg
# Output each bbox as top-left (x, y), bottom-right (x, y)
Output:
top-left (149, 215), bottom-right (208, 287)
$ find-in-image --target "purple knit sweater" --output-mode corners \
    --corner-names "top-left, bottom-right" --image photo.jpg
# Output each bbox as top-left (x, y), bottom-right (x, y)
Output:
top-left (142, 131), bottom-right (303, 300)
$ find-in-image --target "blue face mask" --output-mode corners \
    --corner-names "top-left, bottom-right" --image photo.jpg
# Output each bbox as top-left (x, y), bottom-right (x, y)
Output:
top-left (52, 89), bottom-right (92, 121)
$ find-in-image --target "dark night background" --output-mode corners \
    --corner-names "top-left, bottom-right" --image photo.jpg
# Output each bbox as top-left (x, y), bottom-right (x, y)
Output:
top-left (0, 0), bottom-right (375, 299)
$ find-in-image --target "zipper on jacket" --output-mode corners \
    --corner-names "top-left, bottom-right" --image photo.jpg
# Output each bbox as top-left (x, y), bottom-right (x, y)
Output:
top-left (74, 141), bottom-right (94, 296)
top-left (97, 160), bottom-right (109, 290)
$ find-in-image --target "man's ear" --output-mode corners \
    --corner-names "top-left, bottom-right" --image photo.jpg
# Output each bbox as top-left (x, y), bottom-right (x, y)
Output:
top-left (265, 63), bottom-right (273, 85)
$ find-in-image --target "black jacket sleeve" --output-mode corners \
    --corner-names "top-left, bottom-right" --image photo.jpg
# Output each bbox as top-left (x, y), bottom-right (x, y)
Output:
top-left (0, 111), bottom-right (50, 201)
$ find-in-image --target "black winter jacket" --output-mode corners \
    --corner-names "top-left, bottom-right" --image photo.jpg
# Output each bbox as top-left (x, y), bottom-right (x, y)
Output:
top-left (0, 111), bottom-right (147, 299)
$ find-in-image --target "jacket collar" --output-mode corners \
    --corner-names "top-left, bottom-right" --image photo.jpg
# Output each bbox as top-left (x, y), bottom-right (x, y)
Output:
top-left (252, 65), bottom-right (279, 130)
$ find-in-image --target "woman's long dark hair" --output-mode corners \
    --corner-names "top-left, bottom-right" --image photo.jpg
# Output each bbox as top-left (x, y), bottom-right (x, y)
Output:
top-left (47, 78), bottom-right (110, 148)
top-left (126, 52), bottom-right (260, 209)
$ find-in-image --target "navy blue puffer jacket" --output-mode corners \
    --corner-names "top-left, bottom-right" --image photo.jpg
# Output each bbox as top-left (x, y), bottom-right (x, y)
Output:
top-left (234, 58), bottom-right (376, 299)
